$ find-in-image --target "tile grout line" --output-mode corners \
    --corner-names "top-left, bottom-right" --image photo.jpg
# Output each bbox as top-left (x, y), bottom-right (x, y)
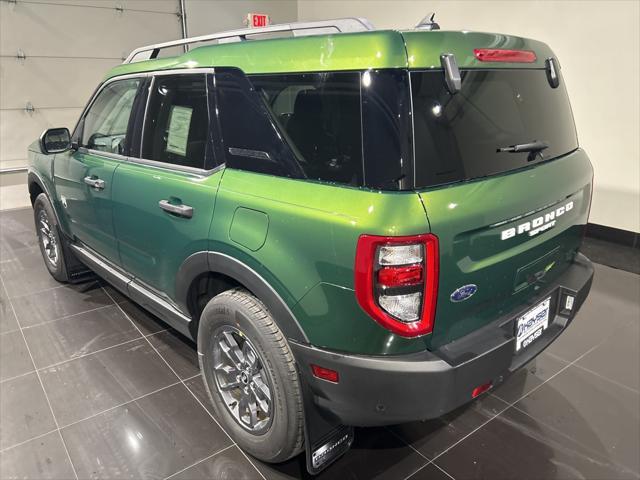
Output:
top-left (0, 380), bottom-right (183, 453)
top-left (0, 275), bottom-right (80, 480)
top-left (19, 303), bottom-right (115, 330)
top-left (0, 327), bottom-right (170, 385)
top-left (429, 339), bottom-right (608, 466)
top-left (564, 361), bottom-right (640, 395)
top-left (505, 401), bottom-right (640, 477)
top-left (5, 282), bottom-right (67, 300)
top-left (432, 461), bottom-right (456, 479)
top-left (163, 444), bottom-right (236, 480)
top-left (101, 286), bottom-right (267, 480)
top-left (58, 381), bottom-right (183, 431)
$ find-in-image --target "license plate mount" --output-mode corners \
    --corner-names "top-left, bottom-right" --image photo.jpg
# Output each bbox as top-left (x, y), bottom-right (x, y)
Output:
top-left (515, 297), bottom-right (551, 352)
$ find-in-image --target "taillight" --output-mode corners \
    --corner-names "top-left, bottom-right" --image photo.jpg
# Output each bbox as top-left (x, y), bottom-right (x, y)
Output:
top-left (354, 234), bottom-right (439, 337)
top-left (474, 48), bottom-right (537, 63)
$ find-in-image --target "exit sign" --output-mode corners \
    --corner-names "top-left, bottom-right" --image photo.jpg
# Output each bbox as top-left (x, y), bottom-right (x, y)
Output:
top-left (247, 13), bottom-right (270, 28)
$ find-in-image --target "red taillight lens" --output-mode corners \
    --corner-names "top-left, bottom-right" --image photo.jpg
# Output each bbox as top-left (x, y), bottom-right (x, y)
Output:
top-left (378, 265), bottom-right (423, 287)
top-left (474, 48), bottom-right (537, 63)
top-left (354, 234), bottom-right (439, 337)
top-left (311, 364), bottom-right (339, 383)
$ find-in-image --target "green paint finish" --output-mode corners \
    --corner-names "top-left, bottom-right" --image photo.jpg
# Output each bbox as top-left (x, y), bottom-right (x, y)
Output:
top-left (420, 149), bottom-right (593, 349)
top-left (53, 150), bottom-right (121, 263)
top-left (111, 162), bottom-right (221, 299)
top-left (106, 30), bottom-right (408, 80)
top-left (211, 168), bottom-right (430, 354)
top-left (230, 207), bottom-right (269, 251)
top-left (105, 30), bottom-right (551, 81)
top-left (402, 30), bottom-right (555, 69)
top-left (293, 282), bottom-right (427, 355)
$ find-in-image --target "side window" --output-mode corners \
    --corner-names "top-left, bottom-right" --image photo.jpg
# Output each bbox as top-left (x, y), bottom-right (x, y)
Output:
top-left (81, 78), bottom-right (141, 154)
top-left (214, 69), bottom-right (304, 178)
top-left (251, 72), bottom-right (364, 186)
top-left (141, 74), bottom-right (210, 169)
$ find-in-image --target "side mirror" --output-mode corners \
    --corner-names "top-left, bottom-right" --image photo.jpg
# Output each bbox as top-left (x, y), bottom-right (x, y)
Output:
top-left (40, 128), bottom-right (71, 154)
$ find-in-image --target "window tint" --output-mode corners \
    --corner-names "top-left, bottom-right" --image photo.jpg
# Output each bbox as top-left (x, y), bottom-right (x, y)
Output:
top-left (251, 72), bottom-right (363, 185)
top-left (361, 70), bottom-right (413, 190)
top-left (411, 69), bottom-right (578, 187)
top-left (214, 69), bottom-right (304, 178)
top-left (81, 78), bottom-right (140, 154)
top-left (141, 74), bottom-right (210, 169)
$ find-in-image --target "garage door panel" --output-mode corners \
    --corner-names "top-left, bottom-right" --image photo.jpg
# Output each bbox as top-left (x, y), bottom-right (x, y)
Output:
top-left (1, 57), bottom-right (120, 110)
top-left (35, 1), bottom-right (180, 14)
top-left (0, 108), bottom-right (82, 168)
top-left (0, 2), bottom-right (181, 58)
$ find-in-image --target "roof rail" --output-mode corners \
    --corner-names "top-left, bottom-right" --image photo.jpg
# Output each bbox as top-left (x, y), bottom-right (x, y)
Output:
top-left (123, 17), bottom-right (375, 64)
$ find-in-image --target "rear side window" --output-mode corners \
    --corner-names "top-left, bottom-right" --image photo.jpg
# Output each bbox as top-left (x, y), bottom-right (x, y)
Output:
top-left (141, 74), bottom-right (211, 169)
top-left (214, 69), bottom-right (304, 178)
top-left (251, 72), bottom-right (363, 186)
top-left (411, 69), bottom-right (578, 187)
top-left (81, 78), bottom-right (140, 154)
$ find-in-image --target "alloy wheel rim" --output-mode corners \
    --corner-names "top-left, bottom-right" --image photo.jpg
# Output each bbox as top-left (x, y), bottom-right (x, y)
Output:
top-left (38, 210), bottom-right (58, 267)
top-left (212, 326), bottom-right (273, 433)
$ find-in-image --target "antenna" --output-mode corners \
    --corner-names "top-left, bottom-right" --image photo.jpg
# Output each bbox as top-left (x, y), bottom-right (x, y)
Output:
top-left (416, 13), bottom-right (440, 31)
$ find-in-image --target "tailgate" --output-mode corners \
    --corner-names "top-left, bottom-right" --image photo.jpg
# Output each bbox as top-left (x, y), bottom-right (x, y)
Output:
top-left (420, 149), bottom-right (593, 349)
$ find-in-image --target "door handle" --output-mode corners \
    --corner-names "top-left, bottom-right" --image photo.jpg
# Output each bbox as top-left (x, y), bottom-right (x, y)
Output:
top-left (83, 176), bottom-right (105, 190)
top-left (158, 199), bottom-right (194, 218)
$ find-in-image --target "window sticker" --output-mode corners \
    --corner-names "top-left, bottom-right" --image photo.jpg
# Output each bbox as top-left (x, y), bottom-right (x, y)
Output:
top-left (166, 105), bottom-right (193, 156)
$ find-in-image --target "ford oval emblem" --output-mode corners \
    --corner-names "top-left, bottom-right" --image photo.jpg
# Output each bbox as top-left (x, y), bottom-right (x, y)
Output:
top-left (450, 284), bottom-right (478, 302)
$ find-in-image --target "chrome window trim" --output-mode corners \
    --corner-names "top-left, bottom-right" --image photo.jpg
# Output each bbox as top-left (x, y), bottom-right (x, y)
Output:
top-left (124, 156), bottom-right (224, 177)
top-left (80, 147), bottom-right (129, 163)
top-left (73, 68), bottom-right (222, 176)
top-left (135, 68), bottom-right (220, 177)
top-left (71, 72), bottom-right (148, 142)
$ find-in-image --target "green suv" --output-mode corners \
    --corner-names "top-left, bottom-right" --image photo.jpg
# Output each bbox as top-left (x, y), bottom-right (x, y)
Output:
top-left (28, 17), bottom-right (594, 473)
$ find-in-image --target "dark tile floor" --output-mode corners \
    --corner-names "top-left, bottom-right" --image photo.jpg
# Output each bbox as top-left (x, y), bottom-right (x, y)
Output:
top-left (1, 206), bottom-right (639, 480)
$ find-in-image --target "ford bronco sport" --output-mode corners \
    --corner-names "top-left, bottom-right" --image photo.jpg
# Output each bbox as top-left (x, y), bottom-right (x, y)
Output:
top-left (28, 17), bottom-right (594, 474)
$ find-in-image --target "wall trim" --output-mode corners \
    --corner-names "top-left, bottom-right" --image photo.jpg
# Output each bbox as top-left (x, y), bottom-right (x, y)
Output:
top-left (586, 223), bottom-right (639, 249)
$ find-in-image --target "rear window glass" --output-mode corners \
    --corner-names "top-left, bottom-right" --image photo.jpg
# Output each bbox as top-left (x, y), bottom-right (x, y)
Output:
top-left (411, 69), bottom-right (578, 187)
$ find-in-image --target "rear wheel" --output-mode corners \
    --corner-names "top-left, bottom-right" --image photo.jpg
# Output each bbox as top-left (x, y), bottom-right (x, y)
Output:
top-left (198, 288), bottom-right (304, 463)
top-left (33, 193), bottom-right (69, 282)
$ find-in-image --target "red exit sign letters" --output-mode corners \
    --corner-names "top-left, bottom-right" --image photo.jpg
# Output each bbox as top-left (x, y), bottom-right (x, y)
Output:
top-left (247, 13), bottom-right (270, 28)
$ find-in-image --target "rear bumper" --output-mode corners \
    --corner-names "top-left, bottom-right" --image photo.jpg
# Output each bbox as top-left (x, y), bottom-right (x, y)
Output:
top-left (291, 253), bottom-right (594, 427)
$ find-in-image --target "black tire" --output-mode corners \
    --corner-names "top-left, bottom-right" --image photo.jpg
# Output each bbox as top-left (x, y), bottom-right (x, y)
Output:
top-left (33, 193), bottom-right (69, 282)
top-left (198, 288), bottom-right (304, 463)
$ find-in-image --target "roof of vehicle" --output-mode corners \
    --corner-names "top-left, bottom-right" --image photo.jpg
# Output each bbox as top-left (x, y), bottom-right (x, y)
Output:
top-left (104, 29), bottom-right (555, 80)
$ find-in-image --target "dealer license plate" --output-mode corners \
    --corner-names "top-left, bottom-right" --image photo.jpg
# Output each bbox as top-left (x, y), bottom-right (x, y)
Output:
top-left (515, 297), bottom-right (550, 352)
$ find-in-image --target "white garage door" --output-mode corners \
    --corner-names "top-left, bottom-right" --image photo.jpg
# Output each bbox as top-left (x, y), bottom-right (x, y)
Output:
top-left (0, 0), bottom-right (182, 209)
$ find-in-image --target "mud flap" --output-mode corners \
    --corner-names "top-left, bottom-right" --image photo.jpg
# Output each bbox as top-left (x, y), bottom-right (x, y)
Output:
top-left (300, 374), bottom-right (354, 475)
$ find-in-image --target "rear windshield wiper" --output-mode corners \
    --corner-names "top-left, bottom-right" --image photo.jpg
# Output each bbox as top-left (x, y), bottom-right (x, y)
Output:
top-left (497, 140), bottom-right (549, 162)
top-left (497, 140), bottom-right (549, 154)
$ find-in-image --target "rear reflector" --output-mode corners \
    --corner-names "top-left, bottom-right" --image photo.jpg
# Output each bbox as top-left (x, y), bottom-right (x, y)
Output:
top-left (311, 364), bottom-right (339, 383)
top-left (471, 381), bottom-right (493, 398)
top-left (474, 48), bottom-right (537, 63)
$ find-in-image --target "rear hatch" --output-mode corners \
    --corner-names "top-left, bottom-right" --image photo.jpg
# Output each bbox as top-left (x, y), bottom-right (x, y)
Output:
top-left (405, 33), bottom-right (593, 349)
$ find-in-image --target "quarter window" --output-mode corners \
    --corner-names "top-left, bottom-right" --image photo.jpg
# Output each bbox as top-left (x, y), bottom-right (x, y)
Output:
top-left (81, 78), bottom-right (140, 154)
top-left (141, 74), bottom-right (211, 169)
top-left (250, 72), bottom-right (363, 185)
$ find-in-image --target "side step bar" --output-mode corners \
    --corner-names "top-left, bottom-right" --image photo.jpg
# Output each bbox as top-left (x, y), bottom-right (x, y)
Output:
top-left (70, 243), bottom-right (192, 338)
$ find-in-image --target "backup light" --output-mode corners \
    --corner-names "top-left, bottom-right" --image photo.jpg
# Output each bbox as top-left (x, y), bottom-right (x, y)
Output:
top-left (354, 234), bottom-right (439, 337)
top-left (474, 48), bottom-right (537, 63)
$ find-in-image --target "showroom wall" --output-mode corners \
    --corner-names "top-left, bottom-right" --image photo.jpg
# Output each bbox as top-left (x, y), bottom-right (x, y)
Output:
top-left (0, 0), bottom-right (297, 211)
top-left (2, 0), bottom-right (637, 233)
top-left (298, 0), bottom-right (640, 232)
